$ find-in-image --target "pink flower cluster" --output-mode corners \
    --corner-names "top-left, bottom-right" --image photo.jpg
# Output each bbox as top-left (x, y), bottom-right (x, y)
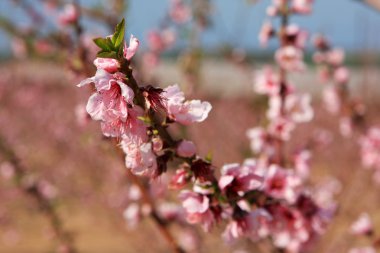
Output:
top-left (78, 34), bottom-right (211, 177)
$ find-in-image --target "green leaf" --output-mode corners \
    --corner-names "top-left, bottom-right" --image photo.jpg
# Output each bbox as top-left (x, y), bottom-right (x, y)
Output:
top-left (96, 51), bottom-right (117, 59)
top-left (205, 151), bottom-right (213, 163)
top-left (93, 37), bottom-right (113, 51)
top-left (112, 18), bottom-right (125, 49)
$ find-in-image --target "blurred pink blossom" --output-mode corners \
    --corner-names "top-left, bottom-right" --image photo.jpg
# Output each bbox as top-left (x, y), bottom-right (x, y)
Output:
top-left (350, 213), bottom-right (373, 236)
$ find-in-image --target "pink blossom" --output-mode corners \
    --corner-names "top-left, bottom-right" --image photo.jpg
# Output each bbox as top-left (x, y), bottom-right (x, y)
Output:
top-left (275, 46), bottom-right (305, 71)
top-left (169, 168), bottom-right (191, 189)
top-left (219, 162), bottom-right (262, 195)
top-left (317, 67), bottom-right (331, 83)
top-left (286, 24), bottom-right (309, 49)
top-left (147, 30), bottom-right (167, 52)
top-left (339, 117), bottom-right (353, 138)
top-left (348, 247), bottom-right (376, 253)
top-left (78, 69), bottom-right (134, 122)
top-left (350, 213), bottom-right (373, 236)
top-left (294, 150), bottom-right (311, 180)
top-left (157, 202), bottom-right (182, 221)
top-left (179, 190), bottom-right (214, 231)
top-left (176, 140), bottom-right (197, 157)
top-left (322, 86), bottom-right (341, 114)
top-left (123, 203), bottom-right (141, 228)
top-left (222, 209), bottom-right (272, 242)
top-left (58, 4), bottom-right (78, 25)
top-left (267, 94), bottom-right (314, 123)
top-left (121, 140), bottom-right (157, 177)
top-left (142, 51), bottom-right (159, 68)
top-left (333, 67), bottom-right (350, 84)
top-left (313, 34), bottom-right (330, 50)
top-left (263, 165), bottom-right (301, 203)
top-left (177, 229), bottom-right (201, 252)
top-left (163, 84), bottom-right (212, 125)
top-left (254, 67), bottom-right (280, 96)
top-left (292, 0), bottom-right (313, 14)
top-left (169, 0), bottom-right (191, 24)
top-left (93, 58), bottom-right (120, 73)
top-left (359, 127), bottom-right (380, 170)
top-left (246, 127), bottom-right (275, 156)
top-left (101, 105), bottom-right (148, 140)
top-left (259, 21), bottom-right (274, 47)
top-left (266, 5), bottom-right (279, 17)
top-left (268, 117), bottom-right (295, 141)
top-left (326, 48), bottom-right (345, 66)
top-left (124, 35), bottom-right (139, 61)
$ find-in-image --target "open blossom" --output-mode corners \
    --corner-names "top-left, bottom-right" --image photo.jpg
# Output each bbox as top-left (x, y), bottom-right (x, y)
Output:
top-left (263, 165), bottom-right (301, 203)
top-left (222, 209), bottom-right (272, 242)
top-left (93, 58), bottom-right (120, 73)
top-left (360, 127), bottom-right (380, 170)
top-left (219, 162), bottom-right (262, 195)
top-left (78, 70), bottom-right (137, 137)
top-left (163, 84), bottom-right (212, 125)
top-left (124, 35), bottom-right (139, 60)
top-left (169, 0), bottom-right (191, 24)
top-left (176, 140), bottom-right (196, 157)
top-left (292, 0), bottom-right (313, 14)
top-left (267, 94), bottom-right (313, 123)
top-left (268, 117), bottom-right (295, 141)
top-left (179, 190), bottom-right (214, 231)
top-left (259, 21), bottom-right (274, 47)
top-left (100, 105), bottom-right (147, 139)
top-left (246, 127), bottom-right (276, 156)
top-left (350, 213), bottom-right (373, 236)
top-left (286, 24), bottom-right (308, 49)
top-left (275, 46), bottom-right (305, 71)
top-left (121, 140), bottom-right (157, 177)
top-left (254, 67), bottom-right (280, 96)
top-left (58, 4), bottom-right (78, 25)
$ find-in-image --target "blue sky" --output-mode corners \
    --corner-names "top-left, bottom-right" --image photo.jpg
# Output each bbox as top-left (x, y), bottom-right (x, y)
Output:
top-left (1, 0), bottom-right (380, 52)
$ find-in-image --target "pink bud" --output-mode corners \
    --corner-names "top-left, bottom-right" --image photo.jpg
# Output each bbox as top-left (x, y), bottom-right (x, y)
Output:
top-left (93, 58), bottom-right (120, 73)
top-left (177, 140), bottom-right (196, 157)
top-left (124, 35), bottom-right (140, 61)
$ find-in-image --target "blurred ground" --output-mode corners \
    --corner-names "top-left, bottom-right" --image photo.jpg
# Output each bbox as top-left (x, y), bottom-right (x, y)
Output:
top-left (0, 60), bottom-right (380, 253)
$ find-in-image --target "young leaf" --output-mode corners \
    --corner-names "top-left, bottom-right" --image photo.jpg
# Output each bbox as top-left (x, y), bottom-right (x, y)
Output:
top-left (112, 18), bottom-right (125, 49)
top-left (93, 37), bottom-right (113, 51)
top-left (205, 151), bottom-right (213, 163)
top-left (97, 51), bottom-right (117, 59)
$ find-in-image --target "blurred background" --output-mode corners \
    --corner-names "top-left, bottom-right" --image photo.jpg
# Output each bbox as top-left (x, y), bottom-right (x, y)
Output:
top-left (0, 0), bottom-right (380, 253)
